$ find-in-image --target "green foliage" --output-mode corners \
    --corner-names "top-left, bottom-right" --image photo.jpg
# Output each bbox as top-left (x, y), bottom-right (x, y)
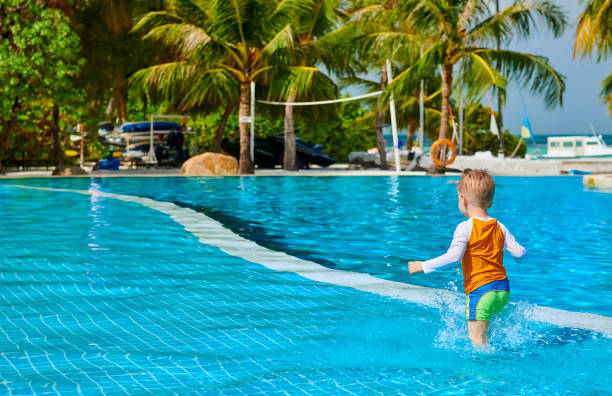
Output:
top-left (0, 0), bottom-right (84, 165)
top-left (191, 111), bottom-right (240, 152)
top-left (387, 0), bottom-right (568, 133)
top-left (463, 130), bottom-right (526, 157)
top-left (70, 0), bottom-right (161, 128)
top-left (462, 103), bottom-right (526, 156)
top-left (296, 100), bottom-right (375, 161)
top-left (188, 99), bottom-right (374, 162)
top-left (574, 0), bottom-right (612, 115)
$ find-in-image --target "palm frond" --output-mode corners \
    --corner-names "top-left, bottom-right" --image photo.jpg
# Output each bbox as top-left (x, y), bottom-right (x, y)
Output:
top-left (467, 0), bottom-right (567, 46)
top-left (383, 40), bottom-right (445, 103)
top-left (181, 69), bottom-right (240, 109)
top-left (477, 48), bottom-right (565, 108)
top-left (268, 66), bottom-right (338, 101)
top-left (574, 0), bottom-right (612, 60)
top-left (601, 68), bottom-right (612, 115)
top-left (397, 0), bottom-right (454, 37)
top-left (129, 61), bottom-right (198, 100)
top-left (261, 24), bottom-right (294, 60)
top-left (131, 11), bottom-right (183, 34)
top-left (458, 51), bottom-right (507, 101)
top-left (143, 24), bottom-right (212, 59)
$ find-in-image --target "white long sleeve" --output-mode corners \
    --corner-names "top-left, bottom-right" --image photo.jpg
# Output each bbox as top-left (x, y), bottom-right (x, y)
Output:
top-left (420, 218), bottom-right (526, 273)
top-left (498, 222), bottom-right (527, 259)
top-left (421, 220), bottom-right (471, 273)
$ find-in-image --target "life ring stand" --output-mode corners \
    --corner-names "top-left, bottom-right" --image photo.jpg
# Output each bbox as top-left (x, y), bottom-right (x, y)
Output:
top-left (430, 139), bottom-right (457, 167)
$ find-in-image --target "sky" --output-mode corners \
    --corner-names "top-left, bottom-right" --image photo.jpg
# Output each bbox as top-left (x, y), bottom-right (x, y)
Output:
top-left (503, 0), bottom-right (611, 135)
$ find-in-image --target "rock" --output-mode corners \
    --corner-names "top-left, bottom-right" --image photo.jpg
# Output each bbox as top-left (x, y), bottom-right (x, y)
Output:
top-left (52, 166), bottom-right (88, 176)
top-left (180, 152), bottom-right (238, 176)
top-left (348, 151), bottom-right (380, 168)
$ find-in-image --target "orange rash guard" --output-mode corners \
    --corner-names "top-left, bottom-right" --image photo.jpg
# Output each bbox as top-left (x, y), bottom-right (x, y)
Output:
top-left (421, 217), bottom-right (526, 294)
top-left (461, 218), bottom-right (508, 294)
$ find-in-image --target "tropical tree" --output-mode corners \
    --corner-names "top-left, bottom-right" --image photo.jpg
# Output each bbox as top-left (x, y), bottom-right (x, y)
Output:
top-left (47, 0), bottom-right (155, 124)
top-left (132, 0), bottom-right (301, 174)
top-left (268, 0), bottom-right (344, 170)
top-left (339, 0), bottom-right (425, 169)
top-left (389, 0), bottom-right (567, 172)
top-left (574, 0), bottom-right (612, 114)
top-left (344, 74), bottom-right (441, 152)
top-left (0, 0), bottom-right (83, 172)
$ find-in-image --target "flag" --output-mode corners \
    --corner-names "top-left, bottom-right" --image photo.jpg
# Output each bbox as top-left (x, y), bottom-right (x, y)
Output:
top-left (521, 113), bottom-right (533, 139)
top-left (487, 90), bottom-right (501, 138)
top-left (490, 112), bottom-right (500, 138)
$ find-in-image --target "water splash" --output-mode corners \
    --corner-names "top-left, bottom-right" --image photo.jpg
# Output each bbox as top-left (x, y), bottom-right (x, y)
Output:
top-left (432, 291), bottom-right (468, 349)
top-left (488, 301), bottom-right (538, 354)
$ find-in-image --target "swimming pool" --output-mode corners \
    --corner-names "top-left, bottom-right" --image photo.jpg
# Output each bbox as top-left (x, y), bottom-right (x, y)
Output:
top-left (0, 176), bottom-right (610, 394)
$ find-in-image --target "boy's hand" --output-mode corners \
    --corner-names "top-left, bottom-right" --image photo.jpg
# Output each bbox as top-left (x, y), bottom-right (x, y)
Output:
top-left (408, 261), bottom-right (423, 274)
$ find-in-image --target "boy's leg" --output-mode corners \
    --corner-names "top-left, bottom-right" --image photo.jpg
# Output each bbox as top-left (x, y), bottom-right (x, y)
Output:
top-left (468, 320), bottom-right (489, 346)
top-left (466, 285), bottom-right (509, 346)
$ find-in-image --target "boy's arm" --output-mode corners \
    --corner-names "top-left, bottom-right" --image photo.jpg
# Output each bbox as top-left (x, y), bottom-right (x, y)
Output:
top-left (419, 221), bottom-right (471, 273)
top-left (498, 222), bottom-right (526, 259)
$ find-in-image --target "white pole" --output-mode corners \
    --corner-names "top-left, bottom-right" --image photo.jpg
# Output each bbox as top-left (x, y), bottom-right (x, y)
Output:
top-left (419, 79), bottom-right (424, 151)
top-left (459, 94), bottom-right (463, 155)
top-left (386, 59), bottom-right (401, 173)
top-left (149, 114), bottom-right (156, 164)
top-left (250, 81), bottom-right (255, 163)
top-left (79, 124), bottom-right (84, 168)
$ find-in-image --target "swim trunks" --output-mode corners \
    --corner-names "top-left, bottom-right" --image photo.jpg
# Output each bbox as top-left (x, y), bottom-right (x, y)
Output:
top-left (466, 278), bottom-right (510, 321)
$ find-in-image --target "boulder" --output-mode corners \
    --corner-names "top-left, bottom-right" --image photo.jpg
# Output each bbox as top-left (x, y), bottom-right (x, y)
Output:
top-left (180, 152), bottom-right (238, 176)
top-left (52, 166), bottom-right (88, 176)
top-left (348, 151), bottom-right (380, 168)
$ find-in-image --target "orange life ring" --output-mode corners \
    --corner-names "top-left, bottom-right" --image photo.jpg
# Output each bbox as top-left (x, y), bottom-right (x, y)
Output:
top-left (430, 139), bottom-right (457, 167)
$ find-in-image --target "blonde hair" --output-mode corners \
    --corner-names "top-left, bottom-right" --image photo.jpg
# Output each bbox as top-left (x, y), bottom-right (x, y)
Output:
top-left (457, 169), bottom-right (495, 206)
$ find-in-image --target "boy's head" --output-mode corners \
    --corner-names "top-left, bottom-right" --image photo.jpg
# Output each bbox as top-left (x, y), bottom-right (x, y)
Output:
top-left (457, 169), bottom-right (495, 215)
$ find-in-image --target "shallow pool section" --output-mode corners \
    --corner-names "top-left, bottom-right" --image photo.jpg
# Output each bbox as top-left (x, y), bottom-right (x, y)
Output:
top-left (0, 177), bottom-right (610, 394)
top-left (27, 176), bottom-right (611, 316)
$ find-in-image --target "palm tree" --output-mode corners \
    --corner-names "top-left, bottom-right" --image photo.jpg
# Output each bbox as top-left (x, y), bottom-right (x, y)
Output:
top-left (389, 0), bottom-right (567, 172)
top-left (574, 0), bottom-right (612, 114)
top-left (131, 0), bottom-right (297, 174)
top-left (343, 73), bottom-right (441, 154)
top-left (268, 0), bottom-right (345, 170)
top-left (333, 0), bottom-right (428, 169)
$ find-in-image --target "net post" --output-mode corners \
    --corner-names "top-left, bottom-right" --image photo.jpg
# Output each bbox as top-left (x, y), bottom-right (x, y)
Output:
top-left (419, 79), bottom-right (424, 151)
top-left (459, 94), bottom-right (463, 155)
top-left (386, 59), bottom-right (401, 173)
top-left (250, 81), bottom-right (255, 163)
top-left (149, 114), bottom-right (157, 164)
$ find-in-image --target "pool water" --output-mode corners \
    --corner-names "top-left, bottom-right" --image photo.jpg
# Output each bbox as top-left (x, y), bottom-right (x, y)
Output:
top-left (0, 176), bottom-right (610, 394)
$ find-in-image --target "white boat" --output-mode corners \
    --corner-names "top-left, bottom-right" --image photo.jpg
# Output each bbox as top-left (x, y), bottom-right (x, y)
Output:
top-left (542, 135), bottom-right (612, 159)
top-left (102, 119), bottom-right (195, 164)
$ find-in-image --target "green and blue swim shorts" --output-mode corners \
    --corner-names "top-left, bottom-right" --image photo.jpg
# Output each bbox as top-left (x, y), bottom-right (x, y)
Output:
top-left (466, 279), bottom-right (510, 321)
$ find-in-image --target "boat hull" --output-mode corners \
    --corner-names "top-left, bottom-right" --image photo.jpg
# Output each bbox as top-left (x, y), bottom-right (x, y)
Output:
top-left (540, 154), bottom-right (612, 159)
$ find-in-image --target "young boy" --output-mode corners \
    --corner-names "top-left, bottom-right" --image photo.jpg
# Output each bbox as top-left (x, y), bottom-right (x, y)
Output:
top-left (408, 169), bottom-right (526, 346)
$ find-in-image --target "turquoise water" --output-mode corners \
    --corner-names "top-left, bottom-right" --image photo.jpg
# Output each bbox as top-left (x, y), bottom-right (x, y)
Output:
top-left (0, 176), bottom-right (610, 394)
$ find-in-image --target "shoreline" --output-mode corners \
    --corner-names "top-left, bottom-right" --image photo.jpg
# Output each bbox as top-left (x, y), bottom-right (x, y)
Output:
top-left (0, 167), bottom-right (587, 179)
top-left (5, 157), bottom-right (612, 179)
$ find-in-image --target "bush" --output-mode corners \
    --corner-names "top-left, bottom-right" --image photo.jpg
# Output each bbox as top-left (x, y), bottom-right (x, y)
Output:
top-left (464, 130), bottom-right (526, 157)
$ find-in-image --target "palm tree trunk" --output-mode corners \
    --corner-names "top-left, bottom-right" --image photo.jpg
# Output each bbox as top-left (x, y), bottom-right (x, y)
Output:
top-left (212, 104), bottom-right (233, 153)
top-left (376, 65), bottom-right (388, 170)
top-left (284, 90), bottom-right (298, 171)
top-left (429, 61), bottom-right (453, 174)
top-left (406, 120), bottom-right (417, 151)
top-left (497, 95), bottom-right (504, 156)
top-left (51, 103), bottom-right (65, 171)
top-left (106, 74), bottom-right (127, 123)
top-left (238, 82), bottom-right (254, 174)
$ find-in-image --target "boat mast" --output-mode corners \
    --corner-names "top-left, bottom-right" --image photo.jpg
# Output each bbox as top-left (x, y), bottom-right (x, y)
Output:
top-left (418, 48), bottom-right (425, 151)
top-left (495, 0), bottom-right (504, 157)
